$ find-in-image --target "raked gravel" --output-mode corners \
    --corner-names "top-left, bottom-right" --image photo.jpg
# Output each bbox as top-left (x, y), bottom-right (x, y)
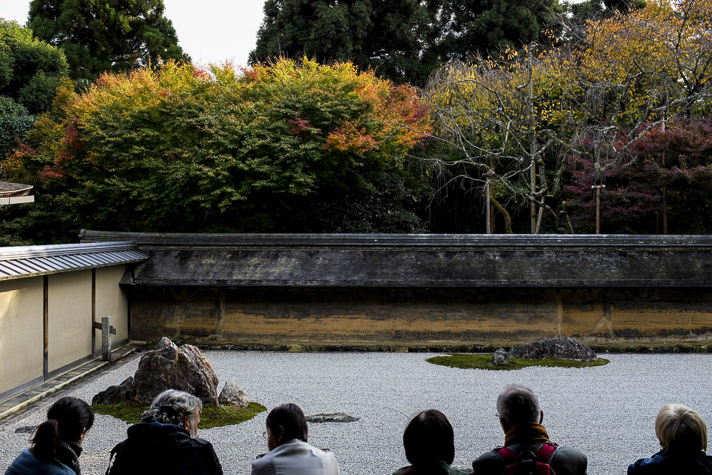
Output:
top-left (1, 352), bottom-right (711, 475)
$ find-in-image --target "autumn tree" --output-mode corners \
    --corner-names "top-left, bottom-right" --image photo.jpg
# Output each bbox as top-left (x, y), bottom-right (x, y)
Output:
top-left (422, 0), bottom-right (712, 234)
top-left (563, 0), bottom-right (712, 233)
top-left (1, 59), bottom-right (431, 242)
top-left (27, 0), bottom-right (187, 83)
top-left (565, 116), bottom-right (712, 233)
top-left (422, 41), bottom-right (587, 234)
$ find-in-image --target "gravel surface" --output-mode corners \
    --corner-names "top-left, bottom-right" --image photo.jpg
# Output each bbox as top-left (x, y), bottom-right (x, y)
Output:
top-left (1, 352), bottom-right (711, 475)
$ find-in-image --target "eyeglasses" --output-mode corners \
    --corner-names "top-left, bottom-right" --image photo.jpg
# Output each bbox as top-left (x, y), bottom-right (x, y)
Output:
top-left (262, 431), bottom-right (266, 440)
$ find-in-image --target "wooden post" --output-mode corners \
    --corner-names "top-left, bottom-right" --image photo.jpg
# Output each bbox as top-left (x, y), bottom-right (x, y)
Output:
top-left (485, 179), bottom-right (491, 234)
top-left (592, 184), bottom-right (606, 234)
top-left (93, 316), bottom-right (116, 362)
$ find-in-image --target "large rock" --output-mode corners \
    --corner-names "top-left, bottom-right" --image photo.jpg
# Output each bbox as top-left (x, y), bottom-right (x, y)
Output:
top-left (508, 337), bottom-right (597, 362)
top-left (134, 337), bottom-right (220, 407)
top-left (92, 376), bottom-right (136, 405)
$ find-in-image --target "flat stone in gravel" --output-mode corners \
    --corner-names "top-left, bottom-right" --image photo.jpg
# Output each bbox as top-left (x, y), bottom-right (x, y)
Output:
top-left (1, 352), bottom-right (710, 475)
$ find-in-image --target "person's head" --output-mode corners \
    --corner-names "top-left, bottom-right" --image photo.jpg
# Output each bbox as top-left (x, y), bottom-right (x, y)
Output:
top-left (142, 389), bottom-right (203, 438)
top-left (31, 397), bottom-right (94, 460)
top-left (265, 403), bottom-right (308, 451)
top-left (402, 409), bottom-right (456, 471)
top-left (497, 385), bottom-right (543, 432)
top-left (655, 404), bottom-right (708, 455)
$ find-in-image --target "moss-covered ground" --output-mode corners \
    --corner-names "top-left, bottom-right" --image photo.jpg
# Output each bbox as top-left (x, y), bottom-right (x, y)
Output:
top-left (427, 353), bottom-right (610, 370)
top-left (92, 400), bottom-right (267, 428)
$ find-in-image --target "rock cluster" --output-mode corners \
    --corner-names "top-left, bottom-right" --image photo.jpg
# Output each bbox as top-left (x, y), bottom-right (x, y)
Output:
top-left (134, 337), bottom-right (219, 406)
top-left (507, 336), bottom-right (597, 362)
top-left (93, 337), bottom-right (245, 408)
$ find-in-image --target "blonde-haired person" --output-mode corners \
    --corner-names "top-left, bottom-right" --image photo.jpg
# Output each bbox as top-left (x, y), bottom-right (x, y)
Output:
top-left (628, 404), bottom-right (712, 474)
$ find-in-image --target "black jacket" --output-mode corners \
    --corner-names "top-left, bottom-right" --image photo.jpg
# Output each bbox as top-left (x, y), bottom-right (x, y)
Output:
top-left (107, 422), bottom-right (222, 475)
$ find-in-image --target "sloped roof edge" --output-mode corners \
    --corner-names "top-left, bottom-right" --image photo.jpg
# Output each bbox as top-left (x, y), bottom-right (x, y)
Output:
top-left (0, 241), bottom-right (148, 281)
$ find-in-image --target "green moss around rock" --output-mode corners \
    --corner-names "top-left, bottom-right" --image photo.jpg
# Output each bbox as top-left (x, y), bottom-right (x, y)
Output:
top-left (92, 400), bottom-right (267, 428)
top-left (427, 353), bottom-right (610, 370)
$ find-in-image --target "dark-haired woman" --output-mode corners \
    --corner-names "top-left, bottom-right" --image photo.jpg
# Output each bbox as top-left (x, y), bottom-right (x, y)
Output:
top-left (252, 403), bottom-right (339, 475)
top-left (5, 396), bottom-right (94, 475)
top-left (393, 409), bottom-right (468, 475)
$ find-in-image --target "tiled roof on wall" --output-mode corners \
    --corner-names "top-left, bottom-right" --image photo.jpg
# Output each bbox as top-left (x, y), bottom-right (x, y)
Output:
top-left (0, 241), bottom-right (148, 281)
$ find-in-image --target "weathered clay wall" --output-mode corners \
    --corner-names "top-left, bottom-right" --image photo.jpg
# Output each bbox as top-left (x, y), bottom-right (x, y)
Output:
top-left (128, 287), bottom-right (712, 349)
top-left (78, 231), bottom-right (712, 349)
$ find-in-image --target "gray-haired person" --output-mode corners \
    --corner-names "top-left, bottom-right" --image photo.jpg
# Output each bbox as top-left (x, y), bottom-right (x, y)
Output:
top-left (107, 389), bottom-right (222, 475)
top-left (472, 384), bottom-right (587, 475)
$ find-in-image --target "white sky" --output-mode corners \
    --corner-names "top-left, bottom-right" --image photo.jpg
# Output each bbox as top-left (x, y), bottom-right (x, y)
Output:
top-left (0, 0), bottom-right (268, 68)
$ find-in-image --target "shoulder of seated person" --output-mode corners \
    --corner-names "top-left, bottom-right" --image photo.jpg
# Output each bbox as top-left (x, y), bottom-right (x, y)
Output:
top-left (180, 436), bottom-right (214, 448)
top-left (554, 444), bottom-right (588, 459)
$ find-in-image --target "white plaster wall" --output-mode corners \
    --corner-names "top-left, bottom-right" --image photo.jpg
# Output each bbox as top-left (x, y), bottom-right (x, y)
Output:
top-left (47, 271), bottom-right (92, 372)
top-left (0, 277), bottom-right (44, 394)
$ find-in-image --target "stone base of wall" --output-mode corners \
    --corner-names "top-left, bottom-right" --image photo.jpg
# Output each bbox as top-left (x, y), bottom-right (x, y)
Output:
top-left (128, 287), bottom-right (712, 350)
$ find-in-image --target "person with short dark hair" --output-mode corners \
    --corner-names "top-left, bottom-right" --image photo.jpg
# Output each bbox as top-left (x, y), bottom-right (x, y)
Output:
top-left (628, 403), bottom-right (712, 474)
top-left (472, 385), bottom-right (587, 475)
top-left (106, 389), bottom-right (222, 475)
top-left (252, 403), bottom-right (339, 475)
top-left (5, 396), bottom-right (94, 475)
top-left (393, 409), bottom-right (468, 475)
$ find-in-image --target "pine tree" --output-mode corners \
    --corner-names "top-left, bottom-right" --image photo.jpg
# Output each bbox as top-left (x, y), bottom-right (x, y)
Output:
top-left (251, 0), bottom-right (437, 85)
top-left (434, 0), bottom-right (561, 62)
top-left (28, 0), bottom-right (188, 83)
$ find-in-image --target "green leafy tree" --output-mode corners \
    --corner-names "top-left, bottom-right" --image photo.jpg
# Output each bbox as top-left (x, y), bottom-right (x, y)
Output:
top-left (0, 97), bottom-right (34, 159)
top-left (27, 0), bottom-right (188, 83)
top-left (0, 19), bottom-right (68, 113)
top-left (251, 0), bottom-right (438, 85)
top-left (2, 59), bottom-right (431, 242)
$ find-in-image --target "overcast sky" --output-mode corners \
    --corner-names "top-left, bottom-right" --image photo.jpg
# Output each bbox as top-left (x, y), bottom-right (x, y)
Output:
top-left (0, 0), bottom-right (268, 68)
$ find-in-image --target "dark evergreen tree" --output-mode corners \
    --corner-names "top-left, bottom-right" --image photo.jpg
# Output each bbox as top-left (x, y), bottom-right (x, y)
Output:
top-left (434, 0), bottom-right (561, 61)
top-left (27, 0), bottom-right (188, 83)
top-left (251, 0), bottom-right (439, 85)
top-left (252, 0), bottom-right (564, 85)
top-left (564, 0), bottom-right (645, 21)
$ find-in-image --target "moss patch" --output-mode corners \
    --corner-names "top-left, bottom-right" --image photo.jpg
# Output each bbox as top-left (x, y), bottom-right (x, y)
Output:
top-left (427, 353), bottom-right (610, 370)
top-left (92, 400), bottom-right (267, 428)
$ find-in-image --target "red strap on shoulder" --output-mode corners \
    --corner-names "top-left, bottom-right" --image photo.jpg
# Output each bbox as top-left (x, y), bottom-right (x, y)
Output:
top-left (536, 441), bottom-right (558, 463)
top-left (495, 446), bottom-right (519, 463)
